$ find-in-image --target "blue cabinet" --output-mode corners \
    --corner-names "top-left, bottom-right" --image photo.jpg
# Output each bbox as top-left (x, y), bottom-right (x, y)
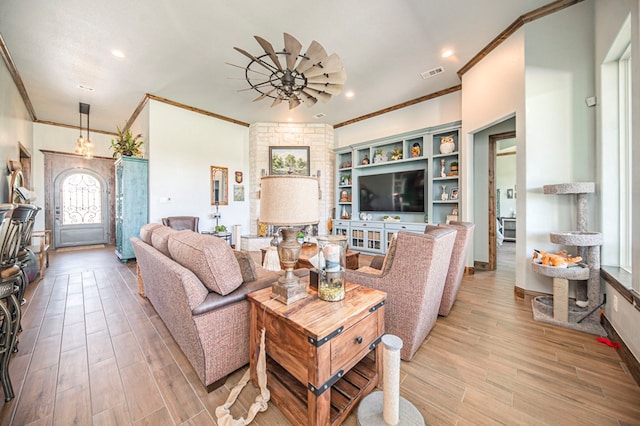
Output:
top-left (115, 157), bottom-right (148, 262)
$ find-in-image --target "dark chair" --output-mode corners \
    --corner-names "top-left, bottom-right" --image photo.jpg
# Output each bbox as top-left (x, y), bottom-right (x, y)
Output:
top-left (162, 216), bottom-right (199, 232)
top-left (0, 203), bottom-right (22, 401)
top-left (11, 204), bottom-right (39, 302)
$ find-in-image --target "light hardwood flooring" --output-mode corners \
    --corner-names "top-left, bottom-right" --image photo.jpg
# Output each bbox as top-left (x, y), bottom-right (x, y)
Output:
top-left (1, 243), bottom-right (639, 425)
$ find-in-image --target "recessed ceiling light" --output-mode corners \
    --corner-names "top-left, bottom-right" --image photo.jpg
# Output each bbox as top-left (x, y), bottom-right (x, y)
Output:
top-left (313, 113), bottom-right (326, 119)
top-left (441, 49), bottom-right (454, 58)
top-left (111, 49), bottom-right (126, 58)
top-left (345, 91), bottom-right (354, 98)
top-left (287, 117), bottom-right (293, 122)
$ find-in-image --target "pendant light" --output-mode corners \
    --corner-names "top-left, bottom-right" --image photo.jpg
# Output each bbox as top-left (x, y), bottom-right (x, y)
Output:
top-left (74, 102), bottom-right (94, 158)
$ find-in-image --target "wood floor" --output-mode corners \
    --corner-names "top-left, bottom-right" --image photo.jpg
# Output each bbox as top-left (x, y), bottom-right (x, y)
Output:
top-left (1, 242), bottom-right (639, 425)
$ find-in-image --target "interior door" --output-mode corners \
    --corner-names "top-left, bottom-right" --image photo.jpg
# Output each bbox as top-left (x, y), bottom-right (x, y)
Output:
top-left (54, 168), bottom-right (109, 247)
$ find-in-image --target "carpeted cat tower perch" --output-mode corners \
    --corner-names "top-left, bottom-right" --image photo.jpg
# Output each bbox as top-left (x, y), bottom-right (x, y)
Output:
top-left (531, 183), bottom-right (604, 335)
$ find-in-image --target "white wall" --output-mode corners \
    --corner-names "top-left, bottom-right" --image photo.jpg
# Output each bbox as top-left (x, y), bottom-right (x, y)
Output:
top-left (461, 30), bottom-right (526, 271)
top-left (0, 58), bottom-right (33, 203)
top-left (523, 1), bottom-right (596, 293)
top-left (334, 91), bottom-right (461, 148)
top-left (497, 154), bottom-right (517, 217)
top-left (145, 100), bottom-right (250, 234)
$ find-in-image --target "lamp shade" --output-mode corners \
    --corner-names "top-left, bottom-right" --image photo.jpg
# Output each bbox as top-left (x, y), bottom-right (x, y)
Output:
top-left (260, 175), bottom-right (319, 225)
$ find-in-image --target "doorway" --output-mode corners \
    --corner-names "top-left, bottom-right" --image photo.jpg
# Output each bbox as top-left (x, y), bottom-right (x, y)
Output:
top-left (42, 150), bottom-right (116, 249)
top-left (488, 131), bottom-right (516, 270)
top-left (54, 168), bottom-right (109, 247)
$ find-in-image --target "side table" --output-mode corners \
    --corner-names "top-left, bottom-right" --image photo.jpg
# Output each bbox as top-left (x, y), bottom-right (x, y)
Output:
top-left (248, 282), bottom-right (386, 426)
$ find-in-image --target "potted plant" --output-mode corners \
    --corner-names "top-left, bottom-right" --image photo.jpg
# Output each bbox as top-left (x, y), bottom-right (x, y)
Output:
top-left (111, 125), bottom-right (144, 158)
top-left (450, 161), bottom-right (458, 174)
top-left (215, 225), bottom-right (227, 233)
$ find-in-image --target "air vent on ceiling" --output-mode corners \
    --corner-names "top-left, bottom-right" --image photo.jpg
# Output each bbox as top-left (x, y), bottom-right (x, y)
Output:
top-left (313, 113), bottom-right (326, 119)
top-left (420, 66), bottom-right (444, 79)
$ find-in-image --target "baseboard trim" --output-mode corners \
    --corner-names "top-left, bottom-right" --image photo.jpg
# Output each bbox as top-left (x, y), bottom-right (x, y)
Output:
top-left (514, 285), bottom-right (549, 302)
top-left (474, 261), bottom-right (490, 271)
top-left (464, 266), bottom-right (474, 275)
top-left (601, 315), bottom-right (640, 387)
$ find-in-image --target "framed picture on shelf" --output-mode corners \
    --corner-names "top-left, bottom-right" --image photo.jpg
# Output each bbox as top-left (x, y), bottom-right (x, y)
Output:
top-left (269, 146), bottom-right (310, 176)
top-left (449, 187), bottom-right (459, 200)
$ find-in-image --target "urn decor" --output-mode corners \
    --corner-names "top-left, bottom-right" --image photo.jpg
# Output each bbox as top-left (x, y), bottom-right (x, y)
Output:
top-left (439, 135), bottom-right (455, 154)
top-left (316, 235), bottom-right (347, 301)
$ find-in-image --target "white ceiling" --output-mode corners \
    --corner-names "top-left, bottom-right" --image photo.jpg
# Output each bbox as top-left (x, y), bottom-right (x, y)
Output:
top-left (0, 0), bottom-right (557, 132)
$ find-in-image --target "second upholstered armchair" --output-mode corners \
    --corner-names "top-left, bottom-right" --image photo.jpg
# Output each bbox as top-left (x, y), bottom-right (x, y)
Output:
top-left (344, 229), bottom-right (456, 361)
top-left (162, 216), bottom-right (199, 232)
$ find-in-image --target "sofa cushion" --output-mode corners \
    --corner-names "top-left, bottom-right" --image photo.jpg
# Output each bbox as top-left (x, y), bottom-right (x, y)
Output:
top-left (169, 231), bottom-right (243, 295)
top-left (139, 223), bottom-right (163, 245)
top-left (151, 226), bottom-right (178, 256)
top-left (233, 250), bottom-right (258, 282)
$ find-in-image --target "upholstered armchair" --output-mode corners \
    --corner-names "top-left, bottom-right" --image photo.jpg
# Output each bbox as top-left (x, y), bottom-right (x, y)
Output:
top-left (162, 216), bottom-right (199, 232)
top-left (426, 221), bottom-right (475, 317)
top-left (344, 229), bottom-right (456, 361)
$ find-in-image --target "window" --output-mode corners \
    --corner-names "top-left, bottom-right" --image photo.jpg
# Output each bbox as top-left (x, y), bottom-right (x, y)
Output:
top-left (618, 44), bottom-right (632, 273)
top-left (62, 172), bottom-right (102, 225)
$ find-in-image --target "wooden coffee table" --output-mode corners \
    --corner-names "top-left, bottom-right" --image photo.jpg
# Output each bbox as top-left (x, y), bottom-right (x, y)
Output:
top-left (248, 282), bottom-right (386, 426)
top-left (260, 243), bottom-right (360, 270)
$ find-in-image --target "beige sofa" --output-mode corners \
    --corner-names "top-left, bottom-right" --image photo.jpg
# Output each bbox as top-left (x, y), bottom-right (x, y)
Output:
top-left (131, 224), bottom-right (287, 390)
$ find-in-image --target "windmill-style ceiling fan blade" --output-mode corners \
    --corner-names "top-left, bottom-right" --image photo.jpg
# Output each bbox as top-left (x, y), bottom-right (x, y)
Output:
top-left (254, 36), bottom-right (283, 71)
top-left (225, 62), bottom-right (271, 77)
top-left (299, 92), bottom-right (318, 107)
top-left (283, 33), bottom-right (302, 70)
top-left (253, 88), bottom-right (276, 102)
top-left (233, 47), bottom-right (275, 72)
top-left (302, 87), bottom-right (332, 103)
top-left (307, 68), bottom-right (347, 85)
top-left (271, 96), bottom-right (283, 107)
top-left (296, 41), bottom-right (328, 74)
top-left (306, 82), bottom-right (343, 95)
top-left (303, 53), bottom-right (344, 78)
top-left (289, 96), bottom-right (300, 110)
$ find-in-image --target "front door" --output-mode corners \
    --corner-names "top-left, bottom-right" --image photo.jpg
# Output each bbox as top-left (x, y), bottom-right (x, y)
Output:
top-left (54, 168), bottom-right (109, 247)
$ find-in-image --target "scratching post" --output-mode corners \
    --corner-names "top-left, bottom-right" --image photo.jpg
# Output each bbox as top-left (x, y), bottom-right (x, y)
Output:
top-left (383, 335), bottom-right (401, 425)
top-left (357, 335), bottom-right (424, 426)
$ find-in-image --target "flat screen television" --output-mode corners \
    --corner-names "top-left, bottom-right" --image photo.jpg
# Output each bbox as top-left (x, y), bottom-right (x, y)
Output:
top-left (358, 170), bottom-right (425, 212)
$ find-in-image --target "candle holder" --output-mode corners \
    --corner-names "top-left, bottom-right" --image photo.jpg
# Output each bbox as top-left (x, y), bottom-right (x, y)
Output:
top-left (316, 235), bottom-right (347, 301)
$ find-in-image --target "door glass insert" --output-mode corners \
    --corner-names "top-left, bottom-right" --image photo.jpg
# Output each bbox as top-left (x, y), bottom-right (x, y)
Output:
top-left (62, 172), bottom-right (102, 224)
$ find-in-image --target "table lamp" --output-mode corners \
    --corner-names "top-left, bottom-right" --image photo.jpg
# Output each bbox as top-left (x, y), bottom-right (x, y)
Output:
top-left (260, 175), bottom-right (319, 304)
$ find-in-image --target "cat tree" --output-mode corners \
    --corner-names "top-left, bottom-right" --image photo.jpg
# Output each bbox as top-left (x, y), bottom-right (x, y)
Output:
top-left (531, 182), bottom-right (604, 335)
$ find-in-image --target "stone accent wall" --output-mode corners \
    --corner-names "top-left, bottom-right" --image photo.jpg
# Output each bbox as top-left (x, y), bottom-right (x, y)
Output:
top-left (249, 122), bottom-right (335, 235)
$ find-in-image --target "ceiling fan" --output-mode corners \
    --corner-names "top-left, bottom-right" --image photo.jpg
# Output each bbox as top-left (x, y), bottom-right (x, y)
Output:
top-left (229, 33), bottom-right (346, 110)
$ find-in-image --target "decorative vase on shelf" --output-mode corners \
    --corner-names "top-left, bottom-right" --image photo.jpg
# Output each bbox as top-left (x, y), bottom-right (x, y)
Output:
top-left (411, 142), bottom-right (421, 158)
top-left (441, 184), bottom-right (449, 201)
top-left (440, 159), bottom-right (446, 178)
top-left (341, 205), bottom-right (349, 219)
top-left (439, 135), bottom-right (455, 154)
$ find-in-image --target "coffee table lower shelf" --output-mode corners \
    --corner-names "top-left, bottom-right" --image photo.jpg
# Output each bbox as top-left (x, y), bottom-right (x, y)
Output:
top-left (266, 354), bottom-right (378, 425)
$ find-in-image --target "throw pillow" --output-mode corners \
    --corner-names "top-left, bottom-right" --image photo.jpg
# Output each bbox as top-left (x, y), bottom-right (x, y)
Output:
top-left (168, 232), bottom-right (243, 295)
top-left (381, 232), bottom-right (398, 273)
top-left (139, 223), bottom-right (163, 245)
top-left (233, 250), bottom-right (258, 282)
top-left (151, 226), bottom-right (178, 256)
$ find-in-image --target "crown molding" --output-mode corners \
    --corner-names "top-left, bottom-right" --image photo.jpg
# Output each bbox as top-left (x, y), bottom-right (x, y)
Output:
top-left (457, 0), bottom-right (584, 78)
